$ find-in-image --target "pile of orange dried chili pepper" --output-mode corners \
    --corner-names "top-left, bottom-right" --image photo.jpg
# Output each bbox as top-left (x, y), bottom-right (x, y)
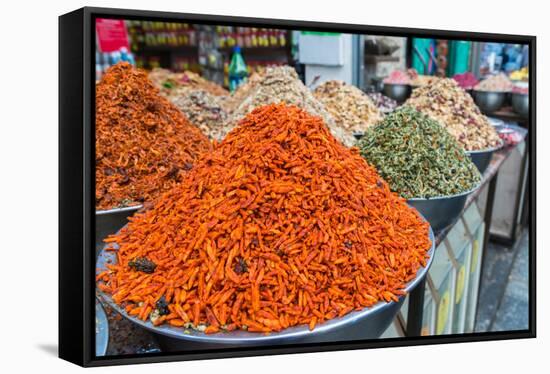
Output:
top-left (95, 62), bottom-right (212, 210)
top-left (97, 103), bottom-right (431, 333)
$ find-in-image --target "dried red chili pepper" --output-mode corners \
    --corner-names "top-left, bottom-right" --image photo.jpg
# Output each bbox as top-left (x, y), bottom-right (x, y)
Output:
top-left (95, 62), bottom-right (212, 210)
top-left (97, 103), bottom-right (431, 333)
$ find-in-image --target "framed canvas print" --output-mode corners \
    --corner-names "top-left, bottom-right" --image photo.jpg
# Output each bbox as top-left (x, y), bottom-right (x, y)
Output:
top-left (59, 6), bottom-right (536, 367)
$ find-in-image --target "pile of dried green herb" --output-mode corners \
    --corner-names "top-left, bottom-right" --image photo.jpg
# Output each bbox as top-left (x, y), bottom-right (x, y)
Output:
top-left (358, 106), bottom-right (481, 199)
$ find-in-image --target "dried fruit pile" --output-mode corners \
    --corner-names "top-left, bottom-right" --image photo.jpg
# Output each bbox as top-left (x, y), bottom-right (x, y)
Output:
top-left (474, 73), bottom-right (513, 92)
top-left (225, 66), bottom-right (356, 146)
top-left (358, 107), bottom-right (481, 199)
top-left (313, 80), bottom-right (383, 135)
top-left (97, 103), bottom-right (431, 334)
top-left (95, 62), bottom-right (212, 210)
top-left (408, 70), bottom-right (441, 87)
top-left (405, 78), bottom-right (502, 151)
top-left (170, 89), bottom-right (229, 141)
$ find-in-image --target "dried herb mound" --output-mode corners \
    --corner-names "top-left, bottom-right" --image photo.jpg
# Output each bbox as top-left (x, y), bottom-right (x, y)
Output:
top-left (358, 107), bottom-right (481, 199)
top-left (149, 68), bottom-right (229, 97)
top-left (95, 62), bottom-right (212, 210)
top-left (224, 66), bottom-right (356, 146)
top-left (405, 78), bottom-right (501, 151)
top-left (313, 80), bottom-right (383, 136)
top-left (98, 103), bottom-right (431, 334)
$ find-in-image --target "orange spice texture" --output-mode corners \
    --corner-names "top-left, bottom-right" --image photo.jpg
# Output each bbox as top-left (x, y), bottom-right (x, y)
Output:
top-left (97, 103), bottom-right (431, 333)
top-left (95, 62), bottom-right (212, 210)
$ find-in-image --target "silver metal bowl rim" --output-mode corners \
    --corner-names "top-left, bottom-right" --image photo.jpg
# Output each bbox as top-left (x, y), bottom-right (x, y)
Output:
top-left (96, 205), bottom-right (143, 216)
top-left (472, 89), bottom-right (510, 94)
top-left (465, 140), bottom-right (504, 155)
top-left (383, 82), bottom-right (411, 88)
top-left (406, 181), bottom-right (481, 202)
top-left (96, 216), bottom-right (435, 344)
top-left (95, 297), bottom-right (109, 356)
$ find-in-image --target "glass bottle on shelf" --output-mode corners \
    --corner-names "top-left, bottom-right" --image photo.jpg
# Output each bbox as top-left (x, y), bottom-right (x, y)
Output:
top-left (228, 46), bottom-right (248, 92)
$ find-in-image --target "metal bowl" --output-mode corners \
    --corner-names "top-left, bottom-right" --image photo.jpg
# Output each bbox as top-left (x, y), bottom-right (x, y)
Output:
top-left (382, 83), bottom-right (411, 103)
top-left (96, 221), bottom-right (435, 351)
top-left (95, 298), bottom-right (109, 356)
top-left (473, 90), bottom-right (506, 114)
top-left (95, 205), bottom-right (142, 257)
top-left (466, 142), bottom-right (503, 174)
top-left (407, 185), bottom-right (479, 233)
top-left (512, 93), bottom-right (529, 117)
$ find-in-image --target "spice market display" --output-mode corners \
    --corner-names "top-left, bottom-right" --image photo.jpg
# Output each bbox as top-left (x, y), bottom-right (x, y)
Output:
top-left (97, 103), bottom-right (432, 334)
top-left (313, 80), bottom-right (383, 136)
top-left (358, 107), bottom-right (481, 199)
top-left (91, 22), bottom-right (531, 355)
top-left (95, 62), bottom-right (212, 210)
top-left (405, 78), bottom-right (502, 151)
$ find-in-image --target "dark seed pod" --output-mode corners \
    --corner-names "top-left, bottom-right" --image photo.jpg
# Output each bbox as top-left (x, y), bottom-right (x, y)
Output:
top-left (155, 296), bottom-right (170, 316)
top-left (128, 257), bottom-right (157, 274)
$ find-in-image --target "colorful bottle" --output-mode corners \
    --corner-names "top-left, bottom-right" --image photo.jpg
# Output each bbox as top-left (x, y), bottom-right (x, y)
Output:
top-left (228, 46), bottom-right (248, 92)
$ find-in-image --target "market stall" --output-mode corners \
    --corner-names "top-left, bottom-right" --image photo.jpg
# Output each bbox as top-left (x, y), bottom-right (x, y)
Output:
top-left (93, 21), bottom-right (530, 355)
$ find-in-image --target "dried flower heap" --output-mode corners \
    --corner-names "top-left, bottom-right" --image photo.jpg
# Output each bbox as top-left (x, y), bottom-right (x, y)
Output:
top-left (405, 78), bottom-right (501, 151)
top-left (97, 104), bottom-right (431, 333)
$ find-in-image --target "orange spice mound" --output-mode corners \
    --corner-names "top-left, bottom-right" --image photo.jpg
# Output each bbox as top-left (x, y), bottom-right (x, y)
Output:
top-left (95, 62), bottom-right (212, 210)
top-left (97, 103), bottom-right (431, 333)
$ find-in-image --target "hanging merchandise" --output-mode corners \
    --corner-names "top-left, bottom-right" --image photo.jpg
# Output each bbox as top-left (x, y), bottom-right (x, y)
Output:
top-left (411, 38), bottom-right (435, 75)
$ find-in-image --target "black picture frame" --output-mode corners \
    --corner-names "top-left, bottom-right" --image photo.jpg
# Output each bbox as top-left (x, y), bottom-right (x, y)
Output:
top-left (59, 6), bottom-right (536, 367)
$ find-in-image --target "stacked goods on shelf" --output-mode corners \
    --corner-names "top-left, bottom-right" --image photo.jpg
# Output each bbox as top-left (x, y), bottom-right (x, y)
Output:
top-left (127, 21), bottom-right (197, 48)
top-left (225, 66), bottom-right (356, 146)
top-left (97, 103), bottom-right (432, 334)
top-left (405, 78), bottom-right (501, 151)
top-left (95, 62), bottom-right (212, 210)
top-left (358, 107), bottom-right (481, 199)
top-left (313, 80), bottom-right (383, 136)
top-left (216, 26), bottom-right (287, 49)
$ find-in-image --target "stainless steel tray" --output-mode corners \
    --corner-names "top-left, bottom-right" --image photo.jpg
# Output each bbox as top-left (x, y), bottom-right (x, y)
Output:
top-left (466, 142), bottom-right (503, 174)
top-left (408, 184), bottom-right (479, 233)
top-left (96, 218), bottom-right (435, 350)
top-left (95, 205), bottom-right (142, 257)
top-left (95, 298), bottom-right (109, 356)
